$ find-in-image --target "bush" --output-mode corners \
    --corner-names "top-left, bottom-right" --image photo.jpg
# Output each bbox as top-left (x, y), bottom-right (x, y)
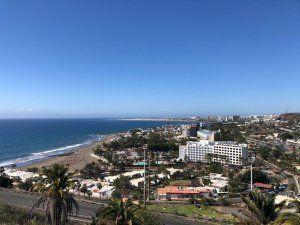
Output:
top-left (0, 203), bottom-right (46, 225)
top-left (0, 203), bottom-right (84, 225)
top-left (18, 179), bottom-right (34, 191)
top-left (134, 209), bottom-right (161, 225)
top-left (198, 198), bottom-right (216, 206)
top-left (218, 197), bottom-right (230, 206)
top-left (0, 174), bottom-right (13, 188)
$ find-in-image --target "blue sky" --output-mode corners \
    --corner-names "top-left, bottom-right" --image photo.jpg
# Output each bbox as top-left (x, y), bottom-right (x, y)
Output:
top-left (0, 1), bottom-right (299, 118)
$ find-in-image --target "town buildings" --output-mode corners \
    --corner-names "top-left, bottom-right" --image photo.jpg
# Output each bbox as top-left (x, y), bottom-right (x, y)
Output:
top-left (232, 115), bottom-right (241, 122)
top-left (182, 124), bottom-right (200, 137)
top-left (197, 129), bottom-right (216, 141)
top-left (178, 141), bottom-right (248, 166)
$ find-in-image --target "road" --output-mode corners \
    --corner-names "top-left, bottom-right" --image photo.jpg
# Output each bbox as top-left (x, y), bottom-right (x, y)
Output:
top-left (257, 156), bottom-right (300, 196)
top-left (246, 137), bottom-right (284, 149)
top-left (0, 190), bottom-right (205, 225)
top-left (246, 137), bottom-right (300, 196)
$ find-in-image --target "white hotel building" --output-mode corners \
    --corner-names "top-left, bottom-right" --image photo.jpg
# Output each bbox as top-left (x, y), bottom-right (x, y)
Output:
top-left (179, 140), bottom-right (248, 166)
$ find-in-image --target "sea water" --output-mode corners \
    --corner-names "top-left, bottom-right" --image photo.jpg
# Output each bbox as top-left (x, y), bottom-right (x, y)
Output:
top-left (0, 118), bottom-right (187, 167)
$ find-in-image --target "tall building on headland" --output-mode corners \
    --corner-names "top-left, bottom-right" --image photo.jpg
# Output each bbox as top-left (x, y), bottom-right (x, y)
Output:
top-left (183, 124), bottom-right (200, 137)
top-left (232, 115), bottom-right (241, 122)
top-left (178, 140), bottom-right (248, 166)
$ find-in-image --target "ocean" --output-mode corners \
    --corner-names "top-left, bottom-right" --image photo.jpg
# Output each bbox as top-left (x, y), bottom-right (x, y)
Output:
top-left (0, 119), bottom-right (188, 167)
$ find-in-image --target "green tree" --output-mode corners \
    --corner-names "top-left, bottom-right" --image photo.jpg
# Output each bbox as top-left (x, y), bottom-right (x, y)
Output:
top-left (30, 164), bottom-right (79, 225)
top-left (0, 167), bottom-right (12, 188)
top-left (113, 175), bottom-right (134, 197)
top-left (80, 162), bottom-right (104, 179)
top-left (280, 132), bottom-right (294, 141)
top-left (242, 169), bottom-right (269, 184)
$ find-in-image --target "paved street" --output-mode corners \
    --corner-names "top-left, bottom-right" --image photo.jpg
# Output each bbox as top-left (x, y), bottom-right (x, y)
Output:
top-left (0, 190), bottom-right (204, 225)
top-left (246, 137), bottom-right (300, 196)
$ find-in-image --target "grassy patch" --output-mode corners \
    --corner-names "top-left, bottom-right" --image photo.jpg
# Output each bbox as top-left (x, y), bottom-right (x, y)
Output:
top-left (147, 204), bottom-right (230, 220)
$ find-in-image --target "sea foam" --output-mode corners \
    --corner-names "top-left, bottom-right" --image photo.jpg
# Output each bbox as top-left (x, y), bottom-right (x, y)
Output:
top-left (0, 134), bottom-right (102, 168)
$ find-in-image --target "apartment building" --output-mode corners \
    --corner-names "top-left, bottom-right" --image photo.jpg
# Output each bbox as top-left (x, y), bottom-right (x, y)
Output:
top-left (180, 140), bottom-right (214, 162)
top-left (178, 141), bottom-right (248, 166)
top-left (213, 141), bottom-right (248, 166)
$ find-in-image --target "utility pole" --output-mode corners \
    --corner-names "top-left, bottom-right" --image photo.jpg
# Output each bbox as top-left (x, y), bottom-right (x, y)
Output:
top-left (226, 157), bottom-right (230, 199)
top-left (250, 156), bottom-right (255, 191)
top-left (250, 161), bottom-right (253, 191)
top-left (143, 145), bottom-right (147, 208)
top-left (148, 155), bottom-right (151, 203)
top-left (227, 165), bottom-right (230, 198)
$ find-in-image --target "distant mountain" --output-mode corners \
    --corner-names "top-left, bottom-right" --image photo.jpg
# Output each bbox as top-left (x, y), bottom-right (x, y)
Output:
top-left (278, 113), bottom-right (300, 122)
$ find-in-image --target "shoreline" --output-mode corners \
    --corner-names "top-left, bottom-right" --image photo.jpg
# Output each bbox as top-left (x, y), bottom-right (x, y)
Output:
top-left (17, 133), bottom-right (121, 172)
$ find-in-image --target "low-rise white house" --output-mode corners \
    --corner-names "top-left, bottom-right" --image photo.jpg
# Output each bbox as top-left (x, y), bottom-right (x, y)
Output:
top-left (104, 170), bottom-right (145, 183)
top-left (5, 170), bottom-right (38, 181)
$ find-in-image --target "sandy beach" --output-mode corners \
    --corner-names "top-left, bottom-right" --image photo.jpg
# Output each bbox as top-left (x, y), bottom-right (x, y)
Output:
top-left (18, 133), bottom-right (120, 172)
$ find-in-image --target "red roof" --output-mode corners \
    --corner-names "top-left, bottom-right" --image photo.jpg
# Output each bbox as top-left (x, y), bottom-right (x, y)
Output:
top-left (158, 186), bottom-right (210, 195)
top-left (253, 182), bottom-right (273, 189)
top-left (168, 189), bottom-right (199, 195)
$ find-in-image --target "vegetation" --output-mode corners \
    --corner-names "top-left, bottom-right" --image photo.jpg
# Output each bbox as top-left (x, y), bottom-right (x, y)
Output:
top-left (108, 135), bottom-right (147, 151)
top-left (238, 191), bottom-right (290, 225)
top-left (147, 133), bottom-right (178, 152)
top-left (242, 169), bottom-right (269, 184)
top-left (0, 203), bottom-right (47, 225)
top-left (30, 164), bottom-right (79, 225)
top-left (18, 178), bottom-right (34, 191)
top-left (210, 123), bottom-right (245, 143)
top-left (0, 203), bottom-right (82, 225)
top-left (0, 166), bottom-right (13, 188)
top-left (112, 175), bottom-right (138, 198)
top-left (147, 204), bottom-right (229, 220)
top-left (80, 162), bottom-right (104, 179)
top-left (254, 146), bottom-right (300, 174)
top-left (26, 167), bottom-right (40, 173)
top-left (104, 132), bottom-right (178, 153)
top-left (92, 198), bottom-right (159, 225)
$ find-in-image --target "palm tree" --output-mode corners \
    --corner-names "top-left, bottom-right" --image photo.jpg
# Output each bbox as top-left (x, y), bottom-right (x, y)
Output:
top-left (81, 184), bottom-right (88, 197)
top-left (240, 191), bottom-right (285, 225)
top-left (87, 190), bottom-right (92, 199)
top-left (30, 164), bottom-right (79, 225)
top-left (94, 198), bottom-right (139, 225)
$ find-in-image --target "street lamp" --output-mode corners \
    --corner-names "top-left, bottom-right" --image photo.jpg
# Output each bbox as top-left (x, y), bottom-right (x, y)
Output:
top-left (143, 144), bottom-right (148, 208)
top-left (249, 156), bottom-right (255, 191)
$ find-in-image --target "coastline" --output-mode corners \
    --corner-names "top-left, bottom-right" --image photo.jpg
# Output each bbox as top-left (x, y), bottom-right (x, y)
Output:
top-left (18, 133), bottom-right (120, 172)
top-left (119, 118), bottom-right (194, 122)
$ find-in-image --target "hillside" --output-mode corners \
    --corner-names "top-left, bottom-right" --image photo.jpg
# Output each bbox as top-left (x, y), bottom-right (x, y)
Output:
top-left (278, 113), bottom-right (300, 122)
